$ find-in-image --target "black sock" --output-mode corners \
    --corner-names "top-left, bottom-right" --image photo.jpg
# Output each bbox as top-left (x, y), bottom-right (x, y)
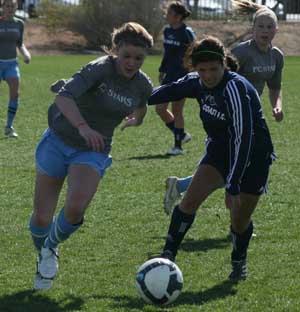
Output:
top-left (174, 128), bottom-right (184, 149)
top-left (163, 205), bottom-right (195, 258)
top-left (166, 121), bottom-right (175, 133)
top-left (231, 221), bottom-right (253, 261)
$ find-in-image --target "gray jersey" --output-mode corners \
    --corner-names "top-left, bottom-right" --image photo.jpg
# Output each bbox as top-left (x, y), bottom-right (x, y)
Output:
top-left (232, 39), bottom-right (284, 96)
top-left (48, 55), bottom-right (153, 153)
top-left (0, 17), bottom-right (24, 60)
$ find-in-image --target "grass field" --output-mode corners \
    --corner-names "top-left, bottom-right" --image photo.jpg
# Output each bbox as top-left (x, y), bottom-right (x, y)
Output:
top-left (0, 55), bottom-right (299, 312)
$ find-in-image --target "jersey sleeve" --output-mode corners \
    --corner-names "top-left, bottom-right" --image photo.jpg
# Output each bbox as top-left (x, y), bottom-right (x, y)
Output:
top-left (148, 75), bottom-right (197, 105)
top-left (231, 44), bottom-right (247, 73)
top-left (267, 49), bottom-right (284, 90)
top-left (224, 79), bottom-right (253, 195)
top-left (185, 27), bottom-right (196, 44)
top-left (58, 61), bottom-right (105, 99)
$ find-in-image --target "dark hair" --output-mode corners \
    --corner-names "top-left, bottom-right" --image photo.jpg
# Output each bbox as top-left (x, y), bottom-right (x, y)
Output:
top-left (168, 1), bottom-right (191, 20)
top-left (111, 22), bottom-right (153, 51)
top-left (184, 36), bottom-right (239, 72)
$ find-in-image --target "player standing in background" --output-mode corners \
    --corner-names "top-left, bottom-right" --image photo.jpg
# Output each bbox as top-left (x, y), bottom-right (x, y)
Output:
top-left (29, 22), bottom-right (153, 290)
top-left (155, 1), bottom-right (196, 156)
top-left (149, 36), bottom-right (275, 281)
top-left (163, 0), bottom-right (283, 212)
top-left (0, 0), bottom-right (31, 137)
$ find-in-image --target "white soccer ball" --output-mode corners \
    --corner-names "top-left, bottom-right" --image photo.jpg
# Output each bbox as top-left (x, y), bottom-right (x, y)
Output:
top-left (135, 257), bottom-right (183, 306)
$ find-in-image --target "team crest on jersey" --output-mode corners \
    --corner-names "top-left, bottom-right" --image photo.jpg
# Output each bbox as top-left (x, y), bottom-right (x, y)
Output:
top-left (98, 83), bottom-right (107, 93)
top-left (204, 95), bottom-right (217, 107)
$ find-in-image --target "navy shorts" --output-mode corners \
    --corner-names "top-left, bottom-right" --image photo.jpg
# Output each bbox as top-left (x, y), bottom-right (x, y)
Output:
top-left (35, 129), bottom-right (112, 178)
top-left (199, 139), bottom-right (274, 195)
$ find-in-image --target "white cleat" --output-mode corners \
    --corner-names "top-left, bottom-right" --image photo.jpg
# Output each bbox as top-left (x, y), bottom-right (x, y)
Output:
top-left (164, 176), bottom-right (181, 215)
top-left (166, 147), bottom-right (184, 156)
top-left (182, 132), bottom-right (192, 144)
top-left (34, 257), bottom-right (53, 290)
top-left (39, 247), bottom-right (59, 279)
top-left (4, 126), bottom-right (18, 138)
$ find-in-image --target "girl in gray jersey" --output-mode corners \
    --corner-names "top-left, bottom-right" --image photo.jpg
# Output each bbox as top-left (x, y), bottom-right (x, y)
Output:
top-left (231, 0), bottom-right (284, 122)
top-left (29, 22), bottom-right (153, 290)
top-left (163, 0), bottom-right (284, 214)
top-left (0, 0), bottom-right (31, 137)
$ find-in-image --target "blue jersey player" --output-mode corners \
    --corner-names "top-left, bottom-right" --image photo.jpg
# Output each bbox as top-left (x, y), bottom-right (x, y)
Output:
top-left (164, 0), bottom-right (283, 212)
top-left (155, 1), bottom-right (196, 155)
top-left (148, 36), bottom-right (275, 281)
top-left (0, 0), bottom-right (31, 138)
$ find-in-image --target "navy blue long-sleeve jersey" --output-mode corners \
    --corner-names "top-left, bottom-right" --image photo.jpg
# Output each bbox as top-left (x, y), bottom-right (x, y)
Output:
top-left (159, 24), bottom-right (195, 77)
top-left (149, 71), bottom-right (274, 195)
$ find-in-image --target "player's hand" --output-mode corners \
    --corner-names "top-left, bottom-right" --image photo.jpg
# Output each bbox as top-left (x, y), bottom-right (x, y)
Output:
top-left (78, 124), bottom-right (104, 152)
top-left (120, 116), bottom-right (139, 131)
top-left (158, 72), bottom-right (166, 85)
top-left (23, 55), bottom-right (31, 64)
top-left (272, 107), bottom-right (284, 122)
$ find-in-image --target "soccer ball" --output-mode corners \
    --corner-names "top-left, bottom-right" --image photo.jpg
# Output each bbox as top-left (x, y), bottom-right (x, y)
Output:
top-left (135, 258), bottom-right (183, 306)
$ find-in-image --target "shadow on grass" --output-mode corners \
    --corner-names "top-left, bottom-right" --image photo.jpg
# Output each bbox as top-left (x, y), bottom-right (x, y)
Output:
top-left (0, 290), bottom-right (84, 312)
top-left (91, 280), bottom-right (237, 310)
top-left (149, 236), bottom-right (230, 255)
top-left (180, 237), bottom-right (230, 252)
top-left (118, 153), bottom-right (171, 160)
top-left (175, 280), bottom-right (237, 306)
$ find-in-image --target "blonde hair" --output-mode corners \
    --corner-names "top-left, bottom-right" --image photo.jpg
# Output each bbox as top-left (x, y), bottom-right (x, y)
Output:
top-left (232, 0), bottom-right (278, 25)
top-left (111, 22), bottom-right (153, 50)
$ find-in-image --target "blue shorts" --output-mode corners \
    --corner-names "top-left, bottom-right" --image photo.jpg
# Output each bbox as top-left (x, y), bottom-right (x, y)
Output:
top-left (200, 139), bottom-right (274, 195)
top-left (35, 129), bottom-right (112, 179)
top-left (0, 60), bottom-right (20, 80)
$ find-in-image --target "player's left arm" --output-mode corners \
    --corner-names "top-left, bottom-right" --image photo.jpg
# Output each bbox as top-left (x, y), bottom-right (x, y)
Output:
top-left (224, 79), bottom-right (253, 196)
top-left (269, 88), bottom-right (283, 122)
top-left (18, 44), bottom-right (31, 64)
top-left (267, 50), bottom-right (284, 122)
top-left (16, 21), bottom-right (31, 64)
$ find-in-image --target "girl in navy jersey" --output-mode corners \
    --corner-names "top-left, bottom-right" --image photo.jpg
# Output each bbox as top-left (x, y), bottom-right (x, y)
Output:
top-left (148, 36), bottom-right (275, 281)
top-left (156, 1), bottom-right (196, 155)
top-left (0, 0), bottom-right (31, 137)
top-left (29, 22), bottom-right (153, 290)
top-left (164, 0), bottom-right (284, 212)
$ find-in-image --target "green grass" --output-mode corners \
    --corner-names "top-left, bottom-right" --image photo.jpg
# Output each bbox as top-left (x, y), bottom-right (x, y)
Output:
top-left (0, 55), bottom-right (299, 312)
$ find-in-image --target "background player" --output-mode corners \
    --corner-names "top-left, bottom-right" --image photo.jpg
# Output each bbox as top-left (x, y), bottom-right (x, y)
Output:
top-left (0, 0), bottom-right (31, 137)
top-left (155, 1), bottom-right (196, 155)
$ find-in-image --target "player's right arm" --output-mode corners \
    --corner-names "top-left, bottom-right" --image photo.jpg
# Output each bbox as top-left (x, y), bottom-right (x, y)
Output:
top-left (54, 62), bottom-right (106, 151)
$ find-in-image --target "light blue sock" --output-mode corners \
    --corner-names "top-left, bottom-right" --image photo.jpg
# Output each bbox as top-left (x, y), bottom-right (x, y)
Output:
top-left (29, 217), bottom-right (52, 252)
top-left (44, 208), bottom-right (83, 249)
top-left (6, 99), bottom-right (19, 128)
top-left (177, 176), bottom-right (193, 193)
